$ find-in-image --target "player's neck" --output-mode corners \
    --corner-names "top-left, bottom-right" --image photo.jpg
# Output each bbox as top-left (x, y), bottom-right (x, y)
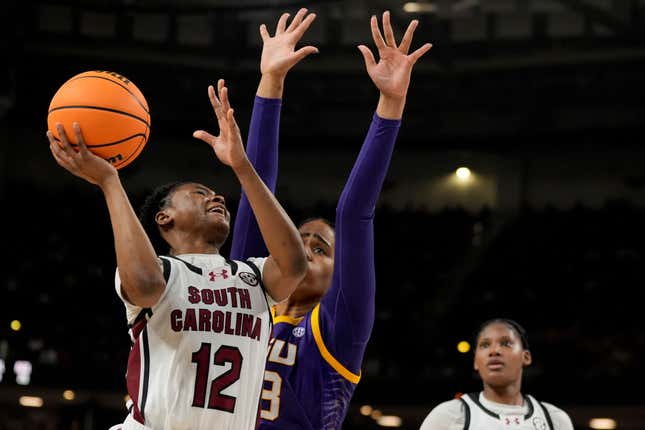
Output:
top-left (482, 382), bottom-right (524, 406)
top-left (169, 241), bottom-right (220, 256)
top-left (273, 298), bottom-right (318, 319)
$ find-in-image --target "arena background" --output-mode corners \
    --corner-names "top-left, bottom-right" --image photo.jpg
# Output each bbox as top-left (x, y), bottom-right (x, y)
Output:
top-left (2, 0), bottom-right (645, 429)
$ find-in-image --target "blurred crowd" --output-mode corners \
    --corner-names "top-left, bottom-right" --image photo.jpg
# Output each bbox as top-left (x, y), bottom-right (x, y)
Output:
top-left (1, 181), bottom-right (644, 413)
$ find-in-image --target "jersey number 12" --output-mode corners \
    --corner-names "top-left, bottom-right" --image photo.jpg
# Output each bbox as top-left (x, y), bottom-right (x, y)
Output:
top-left (191, 343), bottom-right (243, 412)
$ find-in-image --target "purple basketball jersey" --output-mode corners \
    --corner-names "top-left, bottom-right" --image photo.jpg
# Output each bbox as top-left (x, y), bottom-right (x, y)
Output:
top-left (259, 306), bottom-right (358, 430)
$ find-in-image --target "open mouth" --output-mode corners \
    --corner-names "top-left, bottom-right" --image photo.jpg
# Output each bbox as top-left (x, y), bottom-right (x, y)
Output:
top-left (208, 206), bottom-right (226, 216)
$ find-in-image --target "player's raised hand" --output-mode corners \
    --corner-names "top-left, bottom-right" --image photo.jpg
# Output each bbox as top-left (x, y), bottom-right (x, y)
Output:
top-left (193, 79), bottom-right (247, 169)
top-left (260, 8), bottom-right (318, 78)
top-left (358, 11), bottom-right (432, 100)
top-left (47, 123), bottom-right (118, 187)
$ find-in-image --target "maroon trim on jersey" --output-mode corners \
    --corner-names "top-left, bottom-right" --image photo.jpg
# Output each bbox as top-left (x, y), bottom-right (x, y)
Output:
top-left (129, 308), bottom-right (151, 336)
top-left (127, 334), bottom-right (145, 424)
top-left (127, 315), bottom-right (151, 424)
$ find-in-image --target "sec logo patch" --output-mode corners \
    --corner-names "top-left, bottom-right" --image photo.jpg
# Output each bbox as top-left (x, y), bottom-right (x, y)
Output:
top-left (532, 417), bottom-right (547, 430)
top-left (239, 271), bottom-right (259, 286)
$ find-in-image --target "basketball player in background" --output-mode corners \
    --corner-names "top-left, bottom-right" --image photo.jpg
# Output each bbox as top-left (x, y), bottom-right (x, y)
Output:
top-left (46, 81), bottom-right (307, 429)
top-left (419, 319), bottom-right (574, 430)
top-left (229, 9), bottom-right (432, 429)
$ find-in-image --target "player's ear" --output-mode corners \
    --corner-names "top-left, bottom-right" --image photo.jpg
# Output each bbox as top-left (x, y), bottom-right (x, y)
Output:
top-left (155, 209), bottom-right (172, 227)
top-left (522, 350), bottom-right (532, 367)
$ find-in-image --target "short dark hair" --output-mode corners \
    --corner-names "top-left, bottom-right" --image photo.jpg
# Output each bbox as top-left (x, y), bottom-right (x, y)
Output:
top-left (475, 318), bottom-right (530, 350)
top-left (138, 181), bottom-right (189, 255)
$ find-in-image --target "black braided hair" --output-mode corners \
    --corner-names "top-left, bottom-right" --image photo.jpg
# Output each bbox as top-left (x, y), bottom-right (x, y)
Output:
top-left (138, 181), bottom-right (189, 255)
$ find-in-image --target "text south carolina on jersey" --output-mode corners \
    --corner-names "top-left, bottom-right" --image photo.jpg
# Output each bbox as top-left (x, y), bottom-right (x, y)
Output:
top-left (169, 285), bottom-right (264, 341)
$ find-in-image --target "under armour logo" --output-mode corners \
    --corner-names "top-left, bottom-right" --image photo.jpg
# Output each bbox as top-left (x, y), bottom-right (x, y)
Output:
top-left (209, 269), bottom-right (229, 281)
top-left (502, 416), bottom-right (522, 426)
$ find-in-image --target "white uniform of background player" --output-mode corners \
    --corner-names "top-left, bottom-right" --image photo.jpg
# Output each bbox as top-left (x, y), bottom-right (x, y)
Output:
top-left (112, 254), bottom-right (276, 430)
top-left (419, 392), bottom-right (574, 430)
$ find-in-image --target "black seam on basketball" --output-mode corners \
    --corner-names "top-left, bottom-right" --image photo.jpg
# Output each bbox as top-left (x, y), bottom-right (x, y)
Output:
top-left (114, 134), bottom-right (147, 168)
top-left (66, 133), bottom-right (147, 148)
top-left (67, 75), bottom-right (150, 114)
top-left (48, 105), bottom-right (150, 128)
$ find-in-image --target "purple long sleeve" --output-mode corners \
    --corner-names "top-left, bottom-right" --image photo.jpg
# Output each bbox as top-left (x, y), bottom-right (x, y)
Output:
top-left (230, 96), bottom-right (281, 260)
top-left (319, 113), bottom-right (401, 373)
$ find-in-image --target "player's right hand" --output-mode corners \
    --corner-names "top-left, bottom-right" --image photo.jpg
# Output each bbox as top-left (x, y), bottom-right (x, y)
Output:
top-left (259, 8), bottom-right (318, 78)
top-left (358, 11), bottom-right (432, 101)
top-left (193, 79), bottom-right (247, 170)
top-left (47, 123), bottom-right (118, 187)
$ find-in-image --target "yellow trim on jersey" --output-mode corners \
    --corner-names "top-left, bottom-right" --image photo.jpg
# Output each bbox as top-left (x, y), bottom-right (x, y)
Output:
top-left (271, 307), bottom-right (305, 325)
top-left (311, 304), bottom-right (361, 384)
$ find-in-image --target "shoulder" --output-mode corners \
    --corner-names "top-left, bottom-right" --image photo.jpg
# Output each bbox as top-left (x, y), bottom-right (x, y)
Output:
top-left (419, 399), bottom-right (465, 430)
top-left (242, 256), bottom-right (267, 274)
top-left (540, 401), bottom-right (574, 430)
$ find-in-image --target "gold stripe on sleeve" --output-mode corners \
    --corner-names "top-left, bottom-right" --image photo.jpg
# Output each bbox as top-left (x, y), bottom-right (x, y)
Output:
top-left (311, 304), bottom-right (361, 384)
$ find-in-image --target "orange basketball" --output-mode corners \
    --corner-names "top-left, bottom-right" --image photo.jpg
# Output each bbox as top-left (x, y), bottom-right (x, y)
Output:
top-left (47, 70), bottom-right (151, 170)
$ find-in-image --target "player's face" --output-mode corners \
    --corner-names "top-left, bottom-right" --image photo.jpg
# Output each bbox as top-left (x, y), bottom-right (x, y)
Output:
top-left (163, 183), bottom-right (230, 245)
top-left (292, 219), bottom-right (335, 302)
top-left (473, 323), bottom-right (532, 389)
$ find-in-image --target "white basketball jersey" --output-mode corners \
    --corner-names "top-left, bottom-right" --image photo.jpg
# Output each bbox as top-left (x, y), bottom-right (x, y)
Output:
top-left (460, 392), bottom-right (553, 430)
top-left (114, 254), bottom-right (275, 430)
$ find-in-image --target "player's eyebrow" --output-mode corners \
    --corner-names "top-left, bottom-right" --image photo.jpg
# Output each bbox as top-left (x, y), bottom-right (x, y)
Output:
top-left (194, 185), bottom-right (215, 195)
top-left (313, 233), bottom-right (332, 248)
top-left (301, 232), bottom-right (332, 248)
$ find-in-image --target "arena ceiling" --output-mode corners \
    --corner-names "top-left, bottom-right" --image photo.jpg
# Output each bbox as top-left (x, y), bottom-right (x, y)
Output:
top-left (6, 0), bottom-right (645, 147)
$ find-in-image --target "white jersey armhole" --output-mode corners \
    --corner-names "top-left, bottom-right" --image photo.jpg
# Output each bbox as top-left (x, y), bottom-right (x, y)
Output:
top-left (114, 257), bottom-right (173, 324)
top-left (245, 257), bottom-right (278, 308)
top-left (540, 402), bottom-right (574, 430)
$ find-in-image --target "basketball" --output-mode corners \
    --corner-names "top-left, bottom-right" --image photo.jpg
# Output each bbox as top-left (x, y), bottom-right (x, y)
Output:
top-left (47, 70), bottom-right (151, 170)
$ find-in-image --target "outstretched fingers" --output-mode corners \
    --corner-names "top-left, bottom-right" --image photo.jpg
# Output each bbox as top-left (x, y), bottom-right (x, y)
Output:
top-left (382, 11), bottom-right (396, 47)
top-left (357, 45), bottom-right (376, 69)
top-left (409, 42), bottom-right (433, 63)
top-left (370, 15), bottom-right (386, 50)
top-left (226, 108), bottom-right (239, 137)
top-left (293, 45), bottom-right (319, 62)
top-left (259, 23), bottom-right (270, 41)
top-left (398, 19), bottom-right (418, 54)
top-left (286, 8), bottom-right (308, 32)
top-left (208, 84), bottom-right (224, 121)
top-left (203, 82), bottom-right (229, 142)
top-left (292, 12), bottom-right (316, 39)
top-left (275, 12), bottom-right (290, 34)
top-left (218, 84), bottom-right (231, 117)
top-left (192, 129), bottom-right (216, 146)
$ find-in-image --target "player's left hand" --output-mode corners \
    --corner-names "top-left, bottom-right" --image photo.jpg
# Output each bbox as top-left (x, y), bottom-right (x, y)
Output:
top-left (193, 79), bottom-right (247, 169)
top-left (358, 11), bottom-right (432, 100)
